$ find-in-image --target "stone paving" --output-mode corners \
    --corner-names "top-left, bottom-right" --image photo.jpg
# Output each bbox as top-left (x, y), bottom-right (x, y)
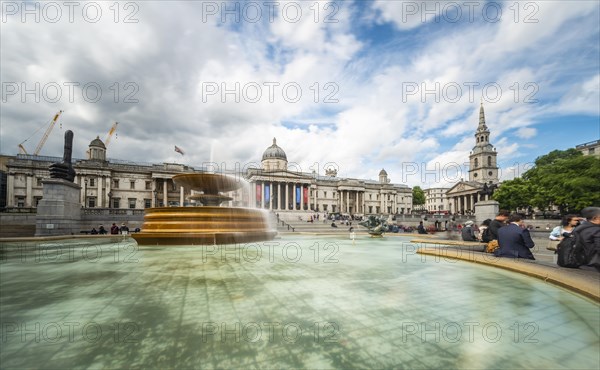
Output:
top-left (1, 235), bottom-right (599, 369)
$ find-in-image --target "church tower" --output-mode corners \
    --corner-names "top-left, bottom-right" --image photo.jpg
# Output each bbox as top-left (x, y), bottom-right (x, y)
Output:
top-left (468, 104), bottom-right (499, 183)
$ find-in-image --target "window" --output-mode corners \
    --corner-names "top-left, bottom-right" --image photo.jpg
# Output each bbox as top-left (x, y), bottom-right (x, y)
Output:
top-left (130, 180), bottom-right (135, 190)
top-left (36, 177), bottom-right (42, 186)
top-left (589, 148), bottom-right (595, 155)
top-left (128, 198), bottom-right (136, 209)
top-left (369, 194), bottom-right (372, 200)
top-left (113, 179), bottom-right (119, 188)
top-left (488, 156), bottom-right (492, 166)
top-left (368, 206), bottom-right (373, 213)
top-left (145, 181), bottom-right (152, 190)
top-left (17, 197), bottom-right (25, 207)
top-left (89, 178), bottom-right (95, 187)
top-left (87, 197), bottom-right (96, 208)
top-left (112, 198), bottom-right (120, 209)
top-left (323, 204), bottom-right (328, 211)
top-left (144, 199), bottom-right (152, 208)
top-left (376, 206), bottom-right (380, 213)
top-left (323, 191), bottom-right (327, 198)
top-left (474, 158), bottom-right (478, 168)
top-left (488, 171), bottom-right (493, 176)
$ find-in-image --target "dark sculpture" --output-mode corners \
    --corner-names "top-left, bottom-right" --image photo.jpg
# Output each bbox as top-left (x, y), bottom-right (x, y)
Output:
top-left (49, 130), bottom-right (76, 182)
top-left (359, 215), bottom-right (389, 237)
top-left (478, 182), bottom-right (497, 200)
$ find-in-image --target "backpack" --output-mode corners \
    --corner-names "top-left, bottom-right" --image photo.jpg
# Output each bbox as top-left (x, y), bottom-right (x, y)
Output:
top-left (556, 228), bottom-right (588, 268)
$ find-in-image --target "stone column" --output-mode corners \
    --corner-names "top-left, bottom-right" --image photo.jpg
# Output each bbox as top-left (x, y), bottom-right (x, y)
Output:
top-left (180, 186), bottom-right (184, 206)
top-left (285, 182), bottom-right (289, 210)
top-left (277, 182), bottom-right (281, 211)
top-left (25, 174), bottom-right (33, 207)
top-left (7, 173), bottom-right (15, 207)
top-left (313, 186), bottom-right (318, 211)
top-left (346, 190), bottom-right (349, 213)
top-left (106, 176), bottom-right (111, 208)
top-left (269, 182), bottom-right (273, 210)
top-left (163, 179), bottom-right (168, 207)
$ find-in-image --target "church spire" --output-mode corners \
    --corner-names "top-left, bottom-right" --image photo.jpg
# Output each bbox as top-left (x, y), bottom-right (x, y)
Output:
top-left (478, 102), bottom-right (487, 130)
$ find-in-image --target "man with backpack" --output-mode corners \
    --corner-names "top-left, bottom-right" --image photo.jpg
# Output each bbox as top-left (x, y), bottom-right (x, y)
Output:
top-left (556, 207), bottom-right (600, 270)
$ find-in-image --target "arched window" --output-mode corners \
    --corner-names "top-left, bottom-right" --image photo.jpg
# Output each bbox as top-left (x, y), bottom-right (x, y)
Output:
top-left (474, 158), bottom-right (479, 167)
top-left (488, 156), bottom-right (492, 166)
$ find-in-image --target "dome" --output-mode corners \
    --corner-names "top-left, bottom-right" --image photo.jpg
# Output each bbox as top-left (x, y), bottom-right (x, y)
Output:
top-left (379, 169), bottom-right (388, 176)
top-left (262, 138), bottom-right (287, 161)
top-left (89, 136), bottom-right (106, 149)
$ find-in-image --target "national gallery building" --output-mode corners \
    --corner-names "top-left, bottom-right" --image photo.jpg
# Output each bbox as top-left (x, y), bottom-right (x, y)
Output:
top-left (0, 137), bottom-right (413, 219)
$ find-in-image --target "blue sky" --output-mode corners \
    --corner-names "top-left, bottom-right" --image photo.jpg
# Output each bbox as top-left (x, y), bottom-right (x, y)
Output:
top-left (1, 0), bottom-right (599, 187)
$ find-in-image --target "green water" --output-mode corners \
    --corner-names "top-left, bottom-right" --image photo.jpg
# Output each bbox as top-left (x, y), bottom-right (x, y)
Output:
top-left (1, 235), bottom-right (598, 369)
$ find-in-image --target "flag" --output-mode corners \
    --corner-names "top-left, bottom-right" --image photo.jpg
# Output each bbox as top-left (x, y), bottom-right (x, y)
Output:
top-left (174, 145), bottom-right (185, 155)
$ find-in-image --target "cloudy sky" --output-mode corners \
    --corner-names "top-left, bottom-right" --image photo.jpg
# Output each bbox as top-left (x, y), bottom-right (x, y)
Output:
top-left (1, 0), bottom-right (599, 187)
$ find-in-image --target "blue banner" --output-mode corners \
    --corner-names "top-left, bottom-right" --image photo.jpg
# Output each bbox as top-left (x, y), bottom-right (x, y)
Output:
top-left (265, 185), bottom-right (270, 202)
top-left (296, 186), bottom-right (301, 203)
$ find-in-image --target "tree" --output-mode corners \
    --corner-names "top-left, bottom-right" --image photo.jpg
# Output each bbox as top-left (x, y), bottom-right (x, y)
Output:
top-left (412, 186), bottom-right (426, 205)
top-left (494, 149), bottom-right (600, 213)
top-left (491, 178), bottom-right (533, 211)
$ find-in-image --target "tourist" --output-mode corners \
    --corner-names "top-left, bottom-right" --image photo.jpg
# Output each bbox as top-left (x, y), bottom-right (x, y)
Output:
top-left (120, 223), bottom-right (130, 235)
top-left (110, 223), bottom-right (119, 234)
top-left (549, 214), bottom-right (580, 241)
top-left (478, 219), bottom-right (492, 242)
top-left (331, 222), bottom-right (338, 228)
top-left (495, 213), bottom-right (535, 260)
top-left (489, 210), bottom-right (510, 241)
top-left (90, 227), bottom-right (98, 235)
top-left (577, 207), bottom-right (600, 271)
top-left (461, 221), bottom-right (477, 241)
top-left (98, 225), bottom-right (107, 235)
top-left (417, 221), bottom-right (427, 234)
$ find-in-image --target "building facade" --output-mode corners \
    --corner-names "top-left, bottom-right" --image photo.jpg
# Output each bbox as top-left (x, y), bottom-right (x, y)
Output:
top-left (2, 137), bottom-right (413, 219)
top-left (243, 139), bottom-right (413, 220)
top-left (424, 187), bottom-right (450, 213)
top-left (576, 140), bottom-right (600, 158)
top-left (445, 104), bottom-right (499, 214)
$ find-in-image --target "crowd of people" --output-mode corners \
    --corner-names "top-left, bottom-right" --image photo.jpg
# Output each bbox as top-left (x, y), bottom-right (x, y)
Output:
top-left (90, 223), bottom-right (137, 235)
top-left (458, 207), bottom-right (600, 271)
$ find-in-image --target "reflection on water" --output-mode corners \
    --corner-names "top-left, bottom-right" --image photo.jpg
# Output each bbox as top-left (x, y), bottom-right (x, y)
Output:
top-left (1, 235), bottom-right (598, 369)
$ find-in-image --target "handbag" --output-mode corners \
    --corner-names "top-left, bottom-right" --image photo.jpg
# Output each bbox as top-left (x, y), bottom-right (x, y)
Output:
top-left (547, 240), bottom-right (560, 251)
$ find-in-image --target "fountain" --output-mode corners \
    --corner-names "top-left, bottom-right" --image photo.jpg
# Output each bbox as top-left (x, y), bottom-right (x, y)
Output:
top-left (359, 215), bottom-right (389, 237)
top-left (132, 173), bottom-right (277, 245)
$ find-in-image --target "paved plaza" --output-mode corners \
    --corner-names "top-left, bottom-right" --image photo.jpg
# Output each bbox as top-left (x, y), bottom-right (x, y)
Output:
top-left (1, 235), bottom-right (599, 369)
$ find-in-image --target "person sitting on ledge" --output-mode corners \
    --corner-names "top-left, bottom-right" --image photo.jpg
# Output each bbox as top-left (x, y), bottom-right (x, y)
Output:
top-left (331, 222), bottom-right (338, 228)
top-left (417, 221), bottom-right (427, 234)
top-left (495, 213), bottom-right (535, 260)
top-left (98, 225), bottom-right (107, 235)
top-left (549, 214), bottom-right (580, 241)
top-left (90, 228), bottom-right (98, 235)
top-left (461, 221), bottom-right (477, 241)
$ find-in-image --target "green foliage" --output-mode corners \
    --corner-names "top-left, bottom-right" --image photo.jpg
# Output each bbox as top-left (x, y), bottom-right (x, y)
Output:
top-left (492, 178), bottom-right (532, 211)
top-left (412, 186), bottom-right (426, 205)
top-left (494, 149), bottom-right (600, 213)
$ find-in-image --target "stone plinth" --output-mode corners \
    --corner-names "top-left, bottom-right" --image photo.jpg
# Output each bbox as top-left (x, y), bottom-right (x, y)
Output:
top-left (35, 179), bottom-right (82, 236)
top-left (474, 200), bottom-right (499, 224)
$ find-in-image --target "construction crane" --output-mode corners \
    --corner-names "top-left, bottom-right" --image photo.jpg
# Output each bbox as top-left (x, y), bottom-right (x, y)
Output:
top-left (18, 110), bottom-right (64, 155)
top-left (105, 122), bottom-right (118, 147)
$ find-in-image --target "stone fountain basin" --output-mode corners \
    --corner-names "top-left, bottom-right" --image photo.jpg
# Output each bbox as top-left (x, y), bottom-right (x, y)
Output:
top-left (172, 173), bottom-right (242, 194)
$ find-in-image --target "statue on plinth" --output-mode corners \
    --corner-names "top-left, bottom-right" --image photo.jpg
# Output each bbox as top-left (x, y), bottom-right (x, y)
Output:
top-left (478, 182), bottom-right (497, 201)
top-left (49, 130), bottom-right (76, 182)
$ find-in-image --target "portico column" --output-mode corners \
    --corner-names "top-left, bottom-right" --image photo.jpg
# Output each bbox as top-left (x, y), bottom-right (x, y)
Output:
top-left (261, 182), bottom-right (265, 209)
top-left (180, 186), bottom-right (184, 206)
top-left (285, 182), bottom-right (289, 210)
top-left (7, 173), bottom-right (15, 207)
top-left (346, 190), bottom-right (349, 213)
top-left (269, 182), bottom-right (273, 210)
top-left (313, 186), bottom-right (318, 211)
top-left (163, 179), bottom-right (168, 207)
top-left (277, 183), bottom-right (281, 210)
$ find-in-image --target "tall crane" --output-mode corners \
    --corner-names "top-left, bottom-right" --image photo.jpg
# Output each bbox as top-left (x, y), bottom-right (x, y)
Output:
top-left (18, 110), bottom-right (64, 155)
top-left (105, 122), bottom-right (118, 147)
